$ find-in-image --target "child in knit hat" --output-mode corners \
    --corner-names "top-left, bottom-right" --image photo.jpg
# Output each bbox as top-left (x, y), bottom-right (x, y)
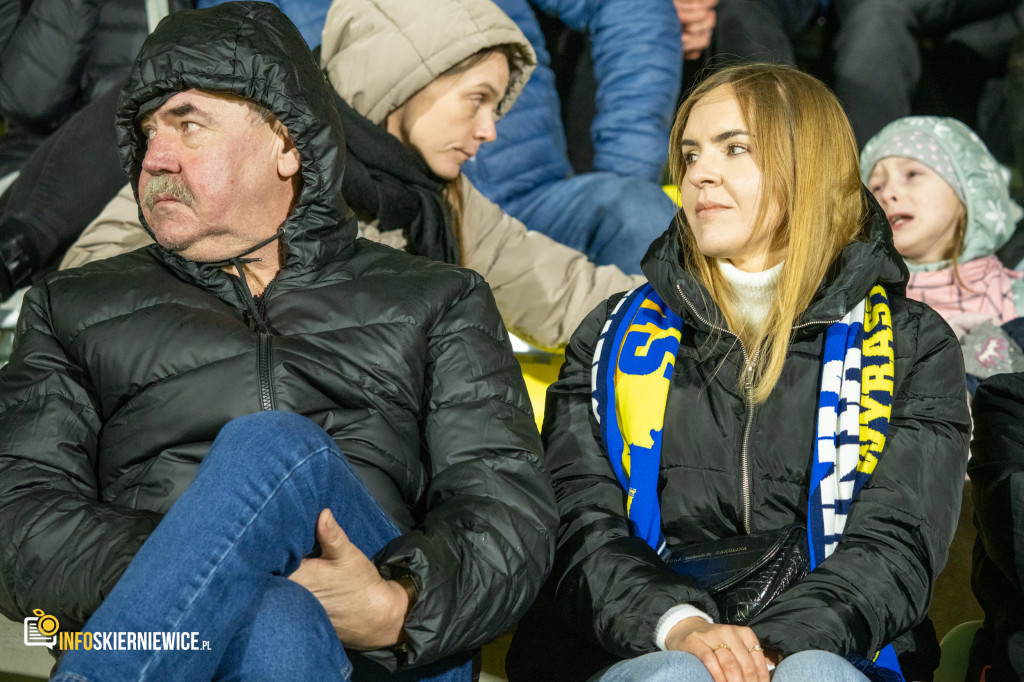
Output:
top-left (862, 116), bottom-right (1024, 390)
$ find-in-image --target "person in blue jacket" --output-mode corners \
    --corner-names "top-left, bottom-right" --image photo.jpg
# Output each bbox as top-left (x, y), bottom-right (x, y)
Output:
top-left (461, 0), bottom-right (683, 274)
top-left (197, 0), bottom-right (328, 48)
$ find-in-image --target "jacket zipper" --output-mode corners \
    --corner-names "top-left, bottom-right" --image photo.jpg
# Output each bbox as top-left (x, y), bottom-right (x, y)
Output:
top-left (254, 283), bottom-right (275, 412)
top-left (675, 283), bottom-right (841, 534)
top-left (256, 332), bottom-right (274, 411)
top-left (229, 274), bottom-right (277, 413)
top-left (675, 283), bottom-right (756, 534)
top-left (740, 355), bottom-right (756, 534)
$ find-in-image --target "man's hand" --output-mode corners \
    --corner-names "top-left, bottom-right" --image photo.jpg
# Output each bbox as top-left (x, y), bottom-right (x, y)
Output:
top-left (674, 0), bottom-right (717, 24)
top-left (674, 0), bottom-right (718, 59)
top-left (289, 509), bottom-right (412, 650)
top-left (665, 616), bottom-right (771, 682)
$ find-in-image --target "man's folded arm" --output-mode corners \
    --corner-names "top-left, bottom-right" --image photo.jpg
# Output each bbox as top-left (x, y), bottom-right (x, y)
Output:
top-left (0, 282), bottom-right (161, 629)
top-left (369, 274), bottom-right (558, 669)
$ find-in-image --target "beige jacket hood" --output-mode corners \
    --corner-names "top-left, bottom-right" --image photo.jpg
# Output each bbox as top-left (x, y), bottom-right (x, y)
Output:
top-left (320, 0), bottom-right (535, 126)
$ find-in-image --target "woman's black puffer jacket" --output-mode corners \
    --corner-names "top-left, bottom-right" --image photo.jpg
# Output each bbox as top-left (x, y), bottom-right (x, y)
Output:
top-left (0, 3), bottom-right (556, 670)
top-left (508, 201), bottom-right (970, 680)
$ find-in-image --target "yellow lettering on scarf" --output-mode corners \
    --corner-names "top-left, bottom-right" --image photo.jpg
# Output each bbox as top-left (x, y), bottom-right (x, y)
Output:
top-left (614, 299), bottom-right (681, 476)
top-left (858, 425), bottom-right (883, 475)
top-left (861, 364), bottom-right (894, 393)
top-left (617, 346), bottom-right (676, 447)
top-left (863, 297), bottom-right (893, 356)
top-left (859, 286), bottom-right (895, 477)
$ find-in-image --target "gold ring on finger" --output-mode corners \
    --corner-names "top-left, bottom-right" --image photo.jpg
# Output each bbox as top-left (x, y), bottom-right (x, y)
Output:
top-left (748, 645), bottom-right (763, 652)
top-left (712, 643), bottom-right (730, 651)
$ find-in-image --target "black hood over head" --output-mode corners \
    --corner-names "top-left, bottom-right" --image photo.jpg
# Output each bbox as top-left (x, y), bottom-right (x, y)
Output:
top-left (115, 1), bottom-right (355, 279)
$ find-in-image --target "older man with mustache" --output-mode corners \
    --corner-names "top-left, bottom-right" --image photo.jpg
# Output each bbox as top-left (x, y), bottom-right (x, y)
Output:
top-left (0, 4), bottom-right (557, 681)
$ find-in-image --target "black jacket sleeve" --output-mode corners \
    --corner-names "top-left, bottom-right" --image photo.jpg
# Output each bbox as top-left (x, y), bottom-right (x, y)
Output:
top-left (967, 372), bottom-right (1024, 678)
top-left (366, 275), bottom-right (559, 669)
top-left (749, 303), bottom-right (971, 658)
top-left (0, 281), bottom-right (162, 631)
top-left (970, 372), bottom-right (1024, 590)
top-left (0, 0), bottom-right (106, 131)
top-left (0, 0), bottom-right (19, 55)
top-left (543, 298), bottom-right (719, 658)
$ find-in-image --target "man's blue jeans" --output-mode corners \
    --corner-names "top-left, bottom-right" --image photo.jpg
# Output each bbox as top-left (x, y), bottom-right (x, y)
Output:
top-left (52, 411), bottom-right (472, 681)
top-left (597, 650), bottom-right (870, 681)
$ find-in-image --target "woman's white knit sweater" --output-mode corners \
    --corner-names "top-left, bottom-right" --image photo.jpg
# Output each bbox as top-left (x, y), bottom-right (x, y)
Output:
top-left (717, 259), bottom-right (783, 329)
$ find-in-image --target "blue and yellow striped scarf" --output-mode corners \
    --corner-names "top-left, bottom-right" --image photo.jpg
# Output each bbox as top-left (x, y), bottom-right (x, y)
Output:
top-left (591, 282), bottom-right (901, 680)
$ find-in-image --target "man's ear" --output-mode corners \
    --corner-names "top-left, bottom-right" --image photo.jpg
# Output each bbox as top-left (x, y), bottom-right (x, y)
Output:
top-left (270, 118), bottom-right (301, 179)
top-left (278, 136), bottom-right (301, 179)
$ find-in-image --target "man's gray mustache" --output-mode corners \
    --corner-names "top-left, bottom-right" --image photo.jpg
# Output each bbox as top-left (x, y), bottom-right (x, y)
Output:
top-left (143, 176), bottom-right (197, 211)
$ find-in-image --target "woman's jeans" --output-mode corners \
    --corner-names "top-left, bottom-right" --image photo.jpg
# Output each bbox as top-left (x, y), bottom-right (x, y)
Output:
top-left (52, 411), bottom-right (472, 682)
top-left (598, 650), bottom-right (870, 681)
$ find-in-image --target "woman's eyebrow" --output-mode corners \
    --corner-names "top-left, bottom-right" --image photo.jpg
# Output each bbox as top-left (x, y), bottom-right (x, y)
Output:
top-left (680, 129), bottom-right (750, 147)
top-left (471, 81), bottom-right (501, 98)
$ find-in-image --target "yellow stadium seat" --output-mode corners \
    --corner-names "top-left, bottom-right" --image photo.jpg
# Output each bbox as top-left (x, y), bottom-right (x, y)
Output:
top-left (515, 351), bottom-right (564, 429)
top-left (663, 184), bottom-right (681, 206)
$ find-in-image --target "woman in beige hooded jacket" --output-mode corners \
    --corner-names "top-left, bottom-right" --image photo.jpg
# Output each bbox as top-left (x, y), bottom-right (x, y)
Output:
top-left (61, 0), bottom-right (645, 349)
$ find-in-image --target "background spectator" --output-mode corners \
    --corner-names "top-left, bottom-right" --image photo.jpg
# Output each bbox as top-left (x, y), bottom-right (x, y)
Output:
top-left (832, 0), bottom-right (1021, 147)
top-left (861, 116), bottom-right (1024, 391)
top-left (0, 0), bottom-right (192, 298)
top-left (967, 372), bottom-right (1024, 682)
top-left (0, 0), bottom-right (191, 178)
top-left (462, 0), bottom-right (683, 274)
top-left (197, 0), bottom-right (330, 48)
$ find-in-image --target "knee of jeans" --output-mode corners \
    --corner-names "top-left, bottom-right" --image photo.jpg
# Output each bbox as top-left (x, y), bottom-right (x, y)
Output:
top-left (214, 412), bottom-right (334, 459)
top-left (773, 650), bottom-right (861, 681)
top-left (602, 651), bottom-right (713, 682)
top-left (201, 409), bottom-right (342, 477)
top-left (221, 410), bottom-right (317, 434)
top-left (239, 579), bottom-right (347, 679)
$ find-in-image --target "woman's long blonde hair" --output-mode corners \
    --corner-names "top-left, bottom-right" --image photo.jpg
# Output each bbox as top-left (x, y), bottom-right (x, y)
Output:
top-left (668, 63), bottom-right (868, 404)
